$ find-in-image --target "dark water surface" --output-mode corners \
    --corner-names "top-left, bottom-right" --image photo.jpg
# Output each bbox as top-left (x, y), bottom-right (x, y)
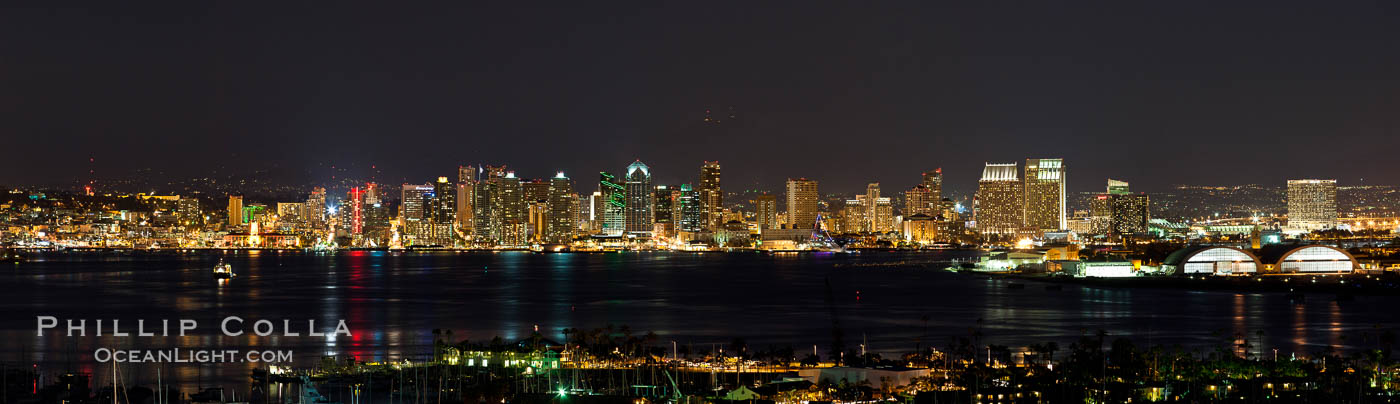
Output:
top-left (2, 250), bottom-right (1395, 392)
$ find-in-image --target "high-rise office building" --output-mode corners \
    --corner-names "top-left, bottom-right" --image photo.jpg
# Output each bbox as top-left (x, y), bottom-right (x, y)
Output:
top-left (346, 187), bottom-right (364, 236)
top-left (755, 194), bottom-right (778, 231)
top-left (624, 161), bottom-right (654, 236)
top-left (854, 183), bottom-right (894, 232)
top-left (975, 163), bottom-right (1023, 236)
top-left (599, 172), bottom-right (626, 236)
top-left (429, 177), bottom-right (456, 224)
top-left (523, 180), bottom-right (550, 205)
top-left (653, 185), bottom-right (674, 238)
top-left (457, 176), bottom-right (475, 237)
top-left (786, 178), bottom-right (819, 229)
top-left (676, 184), bottom-right (705, 233)
top-left (401, 183), bottom-right (434, 222)
top-left (305, 187), bottom-right (326, 225)
top-left (498, 172), bottom-right (526, 246)
top-left (1089, 180), bottom-right (1149, 237)
top-left (1023, 158), bottom-right (1066, 233)
top-left (905, 185), bottom-right (933, 217)
top-left (459, 165), bottom-right (476, 183)
top-left (545, 172), bottom-right (575, 244)
top-left (699, 161), bottom-right (722, 230)
top-left (1287, 179), bottom-right (1338, 231)
top-left (473, 178), bottom-right (499, 241)
top-left (470, 167), bottom-right (525, 246)
top-left (922, 169), bottom-right (943, 210)
top-left (227, 195), bottom-right (243, 227)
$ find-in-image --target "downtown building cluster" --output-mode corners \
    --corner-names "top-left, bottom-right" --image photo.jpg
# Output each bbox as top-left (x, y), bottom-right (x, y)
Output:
top-left (0, 155), bottom-right (1369, 252)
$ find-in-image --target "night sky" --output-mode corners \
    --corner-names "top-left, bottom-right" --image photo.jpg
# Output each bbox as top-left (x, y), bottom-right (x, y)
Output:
top-left (3, 2), bottom-right (1399, 196)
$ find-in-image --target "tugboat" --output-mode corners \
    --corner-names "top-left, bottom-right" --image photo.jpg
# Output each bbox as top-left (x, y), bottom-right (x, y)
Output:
top-left (213, 260), bottom-right (237, 278)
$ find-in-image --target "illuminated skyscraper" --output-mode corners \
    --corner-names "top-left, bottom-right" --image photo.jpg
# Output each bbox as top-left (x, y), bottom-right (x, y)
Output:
top-left (699, 161), bottom-right (722, 230)
top-left (523, 179), bottom-right (550, 205)
top-left (1023, 158), bottom-right (1066, 233)
top-left (755, 194), bottom-right (778, 231)
top-left (498, 172), bottom-right (526, 246)
top-left (785, 178), bottom-right (819, 229)
top-left (599, 172), bottom-right (626, 236)
top-left (905, 185), bottom-right (933, 217)
top-left (457, 174), bottom-right (475, 237)
top-left (227, 195), bottom-right (243, 227)
top-left (305, 187), bottom-right (326, 225)
top-left (1090, 180), bottom-right (1149, 237)
top-left (975, 163), bottom-right (1023, 236)
top-left (546, 172), bottom-right (576, 244)
top-left (401, 183), bottom-right (434, 222)
top-left (624, 160), bottom-right (654, 236)
top-left (346, 187), bottom-right (364, 235)
top-left (853, 183), bottom-right (894, 232)
top-left (922, 169), bottom-right (943, 210)
top-left (676, 184), bottom-right (705, 233)
top-left (430, 177), bottom-right (456, 224)
top-left (1287, 179), bottom-right (1338, 231)
top-left (653, 185), bottom-right (675, 238)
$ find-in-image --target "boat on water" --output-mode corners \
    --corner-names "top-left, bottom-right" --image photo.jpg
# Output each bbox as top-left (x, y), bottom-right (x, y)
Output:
top-left (0, 249), bottom-right (23, 263)
top-left (213, 260), bottom-right (237, 278)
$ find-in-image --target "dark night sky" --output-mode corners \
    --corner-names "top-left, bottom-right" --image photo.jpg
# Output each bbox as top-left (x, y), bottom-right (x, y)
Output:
top-left (2, 2), bottom-right (1398, 196)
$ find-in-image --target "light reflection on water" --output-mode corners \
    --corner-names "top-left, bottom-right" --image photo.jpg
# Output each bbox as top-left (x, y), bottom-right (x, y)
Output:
top-left (2, 250), bottom-right (1396, 391)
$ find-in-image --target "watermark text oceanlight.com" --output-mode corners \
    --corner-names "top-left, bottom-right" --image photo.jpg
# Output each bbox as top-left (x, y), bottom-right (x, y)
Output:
top-left (93, 348), bottom-right (294, 363)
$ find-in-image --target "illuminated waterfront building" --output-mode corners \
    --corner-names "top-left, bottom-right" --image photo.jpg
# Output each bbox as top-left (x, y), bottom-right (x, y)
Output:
top-left (456, 171), bottom-right (476, 238)
top-left (624, 161), bottom-right (654, 236)
top-left (755, 194), bottom-right (778, 232)
top-left (922, 169), bottom-right (943, 211)
top-left (305, 187), bottom-right (326, 225)
top-left (176, 196), bottom-right (201, 226)
top-left (227, 195), bottom-right (243, 227)
top-left (699, 161), bottom-right (722, 230)
top-left (523, 179), bottom-right (549, 205)
top-left (785, 178), bottom-right (819, 229)
top-left (430, 177), bottom-right (457, 224)
top-left (346, 188), bottom-right (364, 235)
top-left (588, 191), bottom-right (604, 233)
top-left (974, 163), bottom-right (1023, 236)
top-left (401, 183), bottom-right (434, 222)
top-left (1023, 158), bottom-right (1066, 233)
top-left (497, 172), bottom-right (527, 246)
top-left (598, 172), bottom-right (626, 236)
top-left (471, 166), bottom-right (507, 242)
top-left (653, 185), bottom-right (674, 238)
top-left (1089, 180), bottom-right (1149, 237)
top-left (1287, 179), bottom-right (1337, 231)
top-left (902, 213), bottom-right (943, 244)
top-left (471, 167), bottom-right (526, 246)
top-left (242, 204), bottom-right (268, 226)
top-left (676, 184), bottom-right (705, 233)
top-left (545, 172), bottom-right (575, 244)
top-left (528, 201), bottom-right (548, 243)
top-left (839, 201), bottom-right (864, 234)
top-left (905, 185), bottom-right (933, 217)
top-left (276, 202), bottom-right (303, 223)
